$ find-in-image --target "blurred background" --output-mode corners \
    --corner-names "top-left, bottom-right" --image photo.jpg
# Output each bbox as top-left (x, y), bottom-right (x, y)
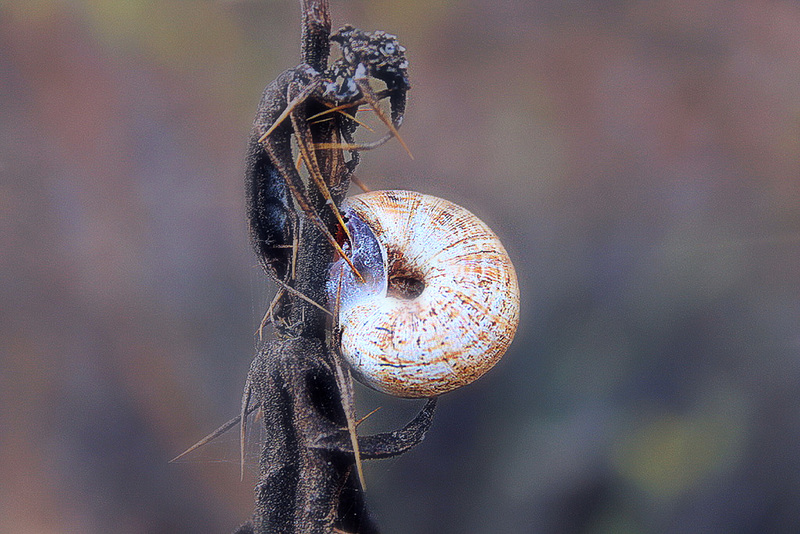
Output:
top-left (3, 0), bottom-right (800, 532)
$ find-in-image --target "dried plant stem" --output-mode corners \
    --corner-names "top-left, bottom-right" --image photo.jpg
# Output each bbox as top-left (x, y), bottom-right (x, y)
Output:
top-left (232, 2), bottom-right (435, 533)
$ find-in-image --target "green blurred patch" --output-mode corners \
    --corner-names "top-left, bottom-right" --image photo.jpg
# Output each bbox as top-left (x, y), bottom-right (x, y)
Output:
top-left (2, 0), bottom-right (60, 22)
top-left (612, 394), bottom-right (747, 498)
top-left (85, 0), bottom-right (242, 68)
top-left (362, 0), bottom-right (456, 36)
top-left (3, 0), bottom-right (244, 70)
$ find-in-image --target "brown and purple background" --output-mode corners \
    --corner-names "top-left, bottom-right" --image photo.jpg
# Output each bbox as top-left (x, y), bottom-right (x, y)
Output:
top-left (2, 1), bottom-right (800, 532)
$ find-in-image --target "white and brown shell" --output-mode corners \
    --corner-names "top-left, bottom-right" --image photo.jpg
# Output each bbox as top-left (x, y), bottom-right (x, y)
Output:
top-left (328, 190), bottom-right (520, 398)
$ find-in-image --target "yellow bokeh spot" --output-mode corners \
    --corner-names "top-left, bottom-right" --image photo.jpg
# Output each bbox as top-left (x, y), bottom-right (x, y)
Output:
top-left (2, 0), bottom-right (61, 23)
top-left (613, 412), bottom-right (741, 497)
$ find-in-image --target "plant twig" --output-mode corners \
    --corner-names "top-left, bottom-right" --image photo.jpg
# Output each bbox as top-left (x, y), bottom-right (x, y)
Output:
top-left (300, 0), bottom-right (331, 72)
top-left (230, 2), bottom-right (435, 533)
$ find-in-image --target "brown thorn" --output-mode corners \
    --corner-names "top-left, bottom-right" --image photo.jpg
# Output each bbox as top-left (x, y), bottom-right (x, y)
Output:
top-left (355, 406), bottom-right (382, 428)
top-left (256, 78), bottom-right (322, 144)
top-left (332, 465), bottom-right (354, 522)
top-left (312, 142), bottom-right (368, 151)
top-left (240, 384), bottom-right (252, 481)
top-left (272, 272), bottom-right (332, 316)
top-left (355, 78), bottom-right (414, 160)
top-left (310, 111), bottom-right (375, 132)
top-left (350, 174), bottom-right (371, 193)
top-left (290, 117), bottom-right (355, 248)
top-left (334, 269), bottom-right (343, 326)
top-left (257, 287), bottom-right (286, 340)
top-left (295, 142), bottom-right (354, 246)
top-left (305, 89), bottom-right (392, 121)
top-left (287, 186), bottom-right (366, 284)
top-left (335, 406), bottom-right (381, 431)
top-left (309, 116), bottom-right (335, 125)
top-left (306, 102), bottom-right (360, 121)
top-left (312, 137), bottom-right (393, 152)
top-left (169, 403), bottom-right (259, 463)
top-left (336, 109), bottom-right (375, 132)
top-left (332, 274), bottom-right (366, 492)
top-left (340, 366), bottom-right (366, 491)
top-left (291, 218), bottom-right (299, 281)
top-left (258, 106), bottom-right (292, 144)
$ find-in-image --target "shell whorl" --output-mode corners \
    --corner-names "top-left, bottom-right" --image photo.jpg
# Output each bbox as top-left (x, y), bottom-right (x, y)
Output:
top-left (328, 190), bottom-right (520, 398)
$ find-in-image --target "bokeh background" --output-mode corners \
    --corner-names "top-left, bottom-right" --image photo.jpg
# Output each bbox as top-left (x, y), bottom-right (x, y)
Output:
top-left (3, 0), bottom-right (800, 532)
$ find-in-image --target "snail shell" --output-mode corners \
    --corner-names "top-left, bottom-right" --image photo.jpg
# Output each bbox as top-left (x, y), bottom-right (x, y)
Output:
top-left (328, 190), bottom-right (520, 398)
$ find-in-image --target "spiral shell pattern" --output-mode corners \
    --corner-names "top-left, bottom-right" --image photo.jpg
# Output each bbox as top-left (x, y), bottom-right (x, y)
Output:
top-left (328, 190), bottom-right (520, 398)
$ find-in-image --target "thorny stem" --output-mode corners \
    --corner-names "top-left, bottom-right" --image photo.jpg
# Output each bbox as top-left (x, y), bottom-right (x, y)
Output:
top-left (231, 2), bottom-right (435, 533)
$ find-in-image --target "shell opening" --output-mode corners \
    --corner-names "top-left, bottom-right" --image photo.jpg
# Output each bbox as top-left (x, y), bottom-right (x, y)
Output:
top-left (388, 273), bottom-right (425, 300)
top-left (386, 253), bottom-right (425, 299)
